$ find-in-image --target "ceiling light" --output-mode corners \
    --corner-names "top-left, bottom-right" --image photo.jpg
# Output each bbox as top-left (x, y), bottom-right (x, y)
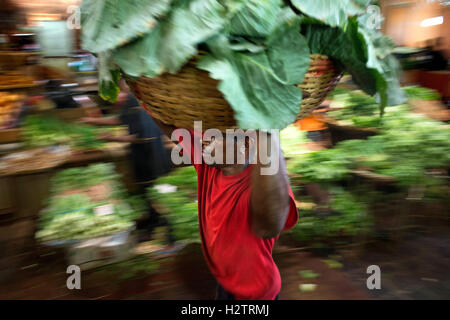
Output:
top-left (420, 16), bottom-right (444, 27)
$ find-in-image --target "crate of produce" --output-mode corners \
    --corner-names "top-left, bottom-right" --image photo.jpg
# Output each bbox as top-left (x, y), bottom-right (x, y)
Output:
top-left (0, 146), bottom-right (71, 176)
top-left (35, 163), bottom-right (146, 253)
top-left (66, 229), bottom-right (136, 271)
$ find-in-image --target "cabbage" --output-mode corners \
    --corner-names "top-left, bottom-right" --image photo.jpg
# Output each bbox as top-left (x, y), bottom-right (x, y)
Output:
top-left (81, 0), bottom-right (404, 129)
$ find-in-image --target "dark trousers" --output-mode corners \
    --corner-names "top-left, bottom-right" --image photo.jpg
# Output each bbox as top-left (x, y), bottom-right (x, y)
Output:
top-left (134, 183), bottom-right (175, 244)
top-left (215, 283), bottom-right (279, 300)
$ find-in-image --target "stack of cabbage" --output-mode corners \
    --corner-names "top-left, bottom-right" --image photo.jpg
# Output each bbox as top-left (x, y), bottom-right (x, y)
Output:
top-left (81, 0), bottom-right (404, 129)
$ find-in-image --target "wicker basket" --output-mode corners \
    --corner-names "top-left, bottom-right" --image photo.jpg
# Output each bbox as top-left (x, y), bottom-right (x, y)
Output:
top-left (126, 54), bottom-right (342, 130)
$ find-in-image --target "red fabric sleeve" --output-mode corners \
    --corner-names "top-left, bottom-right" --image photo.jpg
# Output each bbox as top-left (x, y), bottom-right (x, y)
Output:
top-left (283, 187), bottom-right (299, 231)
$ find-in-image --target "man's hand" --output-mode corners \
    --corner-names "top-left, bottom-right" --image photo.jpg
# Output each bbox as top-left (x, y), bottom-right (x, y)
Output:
top-left (79, 116), bottom-right (121, 126)
top-left (97, 132), bottom-right (114, 141)
top-left (79, 116), bottom-right (97, 125)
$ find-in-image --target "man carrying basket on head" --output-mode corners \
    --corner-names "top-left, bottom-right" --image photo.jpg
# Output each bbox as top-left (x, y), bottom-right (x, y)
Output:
top-left (154, 120), bottom-right (299, 300)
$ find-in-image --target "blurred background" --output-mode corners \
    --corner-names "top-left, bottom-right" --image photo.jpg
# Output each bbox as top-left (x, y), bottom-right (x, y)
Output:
top-left (0, 0), bottom-right (449, 300)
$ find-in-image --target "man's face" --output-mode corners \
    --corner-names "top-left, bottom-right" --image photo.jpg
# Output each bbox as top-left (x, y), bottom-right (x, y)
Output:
top-left (201, 135), bottom-right (248, 168)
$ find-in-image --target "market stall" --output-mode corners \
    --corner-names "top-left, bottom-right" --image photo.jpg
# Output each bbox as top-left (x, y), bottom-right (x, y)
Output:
top-left (0, 0), bottom-right (449, 302)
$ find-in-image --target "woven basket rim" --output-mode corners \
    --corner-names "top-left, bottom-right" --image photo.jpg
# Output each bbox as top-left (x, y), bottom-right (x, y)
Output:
top-left (125, 53), bottom-right (343, 130)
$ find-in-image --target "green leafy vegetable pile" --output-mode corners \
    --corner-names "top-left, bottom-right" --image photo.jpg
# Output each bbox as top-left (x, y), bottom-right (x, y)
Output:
top-left (280, 124), bottom-right (310, 158)
top-left (327, 86), bottom-right (443, 129)
top-left (147, 166), bottom-right (200, 243)
top-left (327, 87), bottom-right (383, 128)
top-left (403, 86), bottom-right (441, 101)
top-left (288, 107), bottom-right (450, 188)
top-left (36, 163), bottom-right (146, 242)
top-left (48, 163), bottom-right (120, 194)
top-left (22, 115), bottom-right (106, 150)
top-left (287, 187), bottom-right (373, 245)
top-left (81, 0), bottom-right (404, 129)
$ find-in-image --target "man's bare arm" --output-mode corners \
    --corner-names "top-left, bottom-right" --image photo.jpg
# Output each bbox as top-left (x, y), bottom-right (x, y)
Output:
top-left (98, 132), bottom-right (141, 143)
top-left (250, 132), bottom-right (291, 239)
top-left (80, 116), bottom-right (121, 126)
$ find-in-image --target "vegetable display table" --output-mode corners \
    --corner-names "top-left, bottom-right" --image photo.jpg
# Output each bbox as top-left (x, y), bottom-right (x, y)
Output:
top-left (0, 143), bottom-right (131, 223)
top-left (0, 146), bottom-right (71, 177)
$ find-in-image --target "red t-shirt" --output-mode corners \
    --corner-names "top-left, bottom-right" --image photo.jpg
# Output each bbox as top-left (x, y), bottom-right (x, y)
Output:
top-left (180, 132), bottom-right (298, 300)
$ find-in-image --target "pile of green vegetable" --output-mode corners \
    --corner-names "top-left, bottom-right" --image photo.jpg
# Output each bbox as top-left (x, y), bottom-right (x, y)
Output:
top-left (279, 124), bottom-right (311, 158)
top-left (286, 187), bottom-right (373, 245)
top-left (403, 86), bottom-right (441, 101)
top-left (36, 163), bottom-right (146, 242)
top-left (22, 115), bottom-right (106, 150)
top-left (81, 0), bottom-right (404, 129)
top-left (288, 107), bottom-right (450, 189)
top-left (147, 166), bottom-right (200, 243)
top-left (328, 88), bottom-right (383, 128)
top-left (48, 163), bottom-right (120, 195)
top-left (327, 86), bottom-right (442, 129)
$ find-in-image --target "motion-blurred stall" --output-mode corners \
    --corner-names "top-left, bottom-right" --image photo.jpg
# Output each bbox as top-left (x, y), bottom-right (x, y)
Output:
top-left (0, 0), bottom-right (448, 301)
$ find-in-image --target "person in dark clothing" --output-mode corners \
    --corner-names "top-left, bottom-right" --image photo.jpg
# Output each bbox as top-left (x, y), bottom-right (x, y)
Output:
top-left (118, 94), bottom-right (171, 185)
top-left (44, 80), bottom-right (80, 109)
top-left (81, 81), bottom-right (172, 241)
top-left (424, 38), bottom-right (447, 71)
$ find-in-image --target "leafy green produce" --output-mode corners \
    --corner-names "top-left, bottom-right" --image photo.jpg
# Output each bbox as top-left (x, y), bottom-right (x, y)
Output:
top-left (49, 163), bottom-right (120, 194)
top-left (280, 124), bottom-right (310, 158)
top-left (288, 147), bottom-right (354, 183)
top-left (287, 188), bottom-right (373, 244)
top-left (226, 0), bottom-right (283, 37)
top-left (148, 166), bottom-right (200, 243)
top-left (301, 19), bottom-right (373, 98)
top-left (81, 0), bottom-right (172, 53)
top-left (98, 52), bottom-right (122, 102)
top-left (36, 163), bottom-right (145, 242)
top-left (288, 105), bottom-right (450, 189)
top-left (292, 0), bottom-right (369, 28)
top-left (403, 86), bottom-right (441, 101)
top-left (22, 115), bottom-right (105, 150)
top-left (199, 23), bottom-right (309, 129)
top-left (327, 86), bottom-right (444, 129)
top-left (327, 87), bottom-right (382, 128)
top-left (301, 16), bottom-right (404, 114)
top-left (36, 209), bottom-right (134, 242)
top-left (81, 0), bottom-right (403, 129)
